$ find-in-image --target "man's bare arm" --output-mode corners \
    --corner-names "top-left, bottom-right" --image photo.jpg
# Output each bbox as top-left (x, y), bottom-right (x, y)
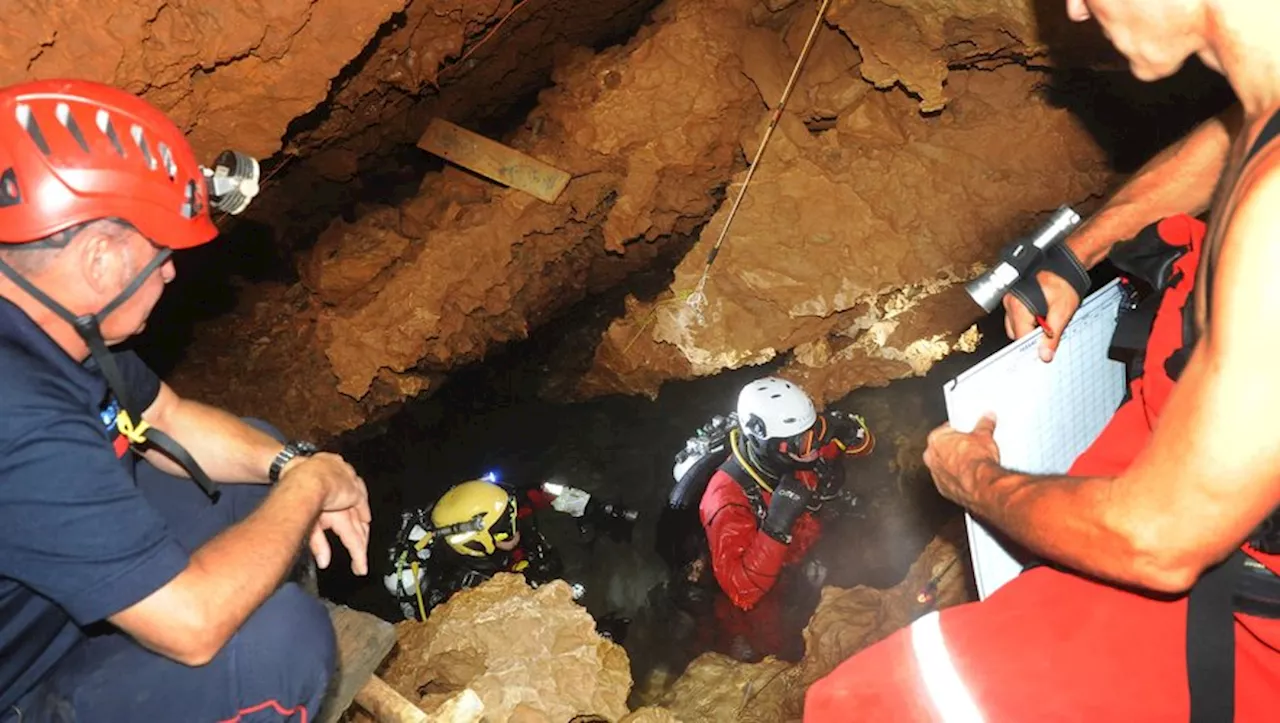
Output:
top-left (1068, 103), bottom-right (1241, 268)
top-left (107, 454), bottom-right (365, 665)
top-left (965, 145), bottom-right (1280, 594)
top-left (140, 384), bottom-right (289, 484)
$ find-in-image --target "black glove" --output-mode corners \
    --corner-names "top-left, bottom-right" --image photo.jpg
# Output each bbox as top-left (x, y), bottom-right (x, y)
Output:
top-left (1008, 243), bottom-right (1091, 319)
top-left (824, 409), bottom-right (855, 437)
top-left (823, 410), bottom-right (859, 444)
top-left (810, 458), bottom-right (845, 511)
top-left (822, 410), bottom-right (873, 456)
top-left (762, 473), bottom-right (813, 544)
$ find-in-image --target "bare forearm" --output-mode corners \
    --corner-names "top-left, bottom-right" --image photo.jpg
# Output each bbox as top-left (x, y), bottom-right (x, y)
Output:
top-left (184, 475), bottom-right (322, 654)
top-left (143, 393), bottom-right (284, 483)
top-left (1069, 105), bottom-right (1239, 268)
top-left (966, 461), bottom-right (1174, 591)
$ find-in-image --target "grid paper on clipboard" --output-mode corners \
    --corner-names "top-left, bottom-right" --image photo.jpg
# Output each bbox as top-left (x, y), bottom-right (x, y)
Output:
top-left (942, 278), bottom-right (1128, 598)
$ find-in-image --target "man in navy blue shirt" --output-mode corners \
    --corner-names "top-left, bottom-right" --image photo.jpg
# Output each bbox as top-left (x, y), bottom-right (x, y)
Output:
top-left (0, 80), bottom-right (373, 722)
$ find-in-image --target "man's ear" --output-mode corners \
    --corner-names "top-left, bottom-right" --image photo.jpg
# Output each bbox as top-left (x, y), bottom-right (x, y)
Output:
top-left (77, 224), bottom-right (128, 297)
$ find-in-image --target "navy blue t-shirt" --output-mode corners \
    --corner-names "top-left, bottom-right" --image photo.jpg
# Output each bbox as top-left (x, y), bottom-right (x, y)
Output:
top-left (0, 298), bottom-right (190, 709)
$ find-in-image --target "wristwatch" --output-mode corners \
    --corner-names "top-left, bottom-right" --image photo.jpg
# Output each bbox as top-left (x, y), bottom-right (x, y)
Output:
top-left (269, 440), bottom-right (319, 483)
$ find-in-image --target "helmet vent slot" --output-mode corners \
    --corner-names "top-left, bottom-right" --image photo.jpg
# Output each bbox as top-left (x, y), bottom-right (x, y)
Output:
top-left (130, 124), bottom-right (156, 171)
top-left (180, 179), bottom-right (198, 219)
top-left (0, 168), bottom-right (21, 208)
top-left (15, 104), bottom-right (50, 156)
top-left (95, 110), bottom-right (126, 157)
top-left (53, 102), bottom-right (90, 154)
top-left (157, 142), bottom-right (177, 181)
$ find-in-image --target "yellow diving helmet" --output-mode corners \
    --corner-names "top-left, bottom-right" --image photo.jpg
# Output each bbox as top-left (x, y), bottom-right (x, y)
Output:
top-left (430, 478), bottom-right (518, 557)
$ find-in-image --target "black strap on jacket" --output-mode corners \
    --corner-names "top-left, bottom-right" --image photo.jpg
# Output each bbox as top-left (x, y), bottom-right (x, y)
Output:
top-left (720, 452), bottom-right (768, 522)
top-left (0, 252), bottom-right (220, 500)
top-left (1186, 551), bottom-right (1245, 723)
top-left (1176, 110), bottom-right (1280, 723)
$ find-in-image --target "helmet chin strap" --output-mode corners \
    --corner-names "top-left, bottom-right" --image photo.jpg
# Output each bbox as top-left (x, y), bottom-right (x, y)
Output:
top-left (0, 251), bottom-right (220, 500)
top-left (743, 436), bottom-right (790, 483)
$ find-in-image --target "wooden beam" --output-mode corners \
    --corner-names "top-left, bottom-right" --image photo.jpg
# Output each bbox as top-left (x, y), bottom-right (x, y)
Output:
top-left (318, 603), bottom-right (399, 723)
top-left (354, 675), bottom-right (429, 723)
top-left (418, 118), bottom-right (571, 203)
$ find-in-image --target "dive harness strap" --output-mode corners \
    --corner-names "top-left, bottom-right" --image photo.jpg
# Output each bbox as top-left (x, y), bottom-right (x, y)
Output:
top-left (1186, 550), bottom-right (1243, 723)
top-left (721, 453), bottom-right (768, 523)
top-left (0, 251), bottom-right (221, 500)
top-left (1186, 550), bottom-right (1280, 723)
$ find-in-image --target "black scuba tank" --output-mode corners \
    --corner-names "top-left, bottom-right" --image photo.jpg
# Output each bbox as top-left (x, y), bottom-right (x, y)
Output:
top-left (668, 413), bottom-right (738, 509)
top-left (658, 413), bottom-right (738, 570)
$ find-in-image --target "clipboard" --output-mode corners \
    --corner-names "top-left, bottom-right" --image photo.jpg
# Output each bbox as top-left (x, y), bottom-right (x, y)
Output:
top-left (942, 278), bottom-right (1128, 598)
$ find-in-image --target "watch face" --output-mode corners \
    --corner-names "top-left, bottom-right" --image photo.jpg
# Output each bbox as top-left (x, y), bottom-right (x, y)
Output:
top-left (293, 441), bottom-right (319, 455)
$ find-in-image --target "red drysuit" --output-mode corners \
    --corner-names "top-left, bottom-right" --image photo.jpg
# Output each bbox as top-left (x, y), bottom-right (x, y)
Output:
top-left (699, 465), bottom-right (822, 612)
top-left (805, 215), bottom-right (1280, 721)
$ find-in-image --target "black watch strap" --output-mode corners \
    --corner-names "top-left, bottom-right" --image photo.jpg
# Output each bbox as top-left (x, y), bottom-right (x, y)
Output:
top-left (269, 441), bottom-right (318, 483)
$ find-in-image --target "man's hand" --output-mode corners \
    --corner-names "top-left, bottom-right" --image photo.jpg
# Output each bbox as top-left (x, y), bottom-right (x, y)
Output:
top-left (310, 510), bottom-right (370, 575)
top-left (1002, 269), bottom-right (1082, 363)
top-left (923, 414), bottom-right (1002, 510)
top-left (283, 453), bottom-right (371, 576)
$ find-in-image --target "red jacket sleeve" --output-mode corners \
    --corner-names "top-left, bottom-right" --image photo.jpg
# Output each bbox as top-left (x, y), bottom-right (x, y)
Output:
top-left (524, 487), bottom-right (553, 512)
top-left (699, 470), bottom-right (789, 611)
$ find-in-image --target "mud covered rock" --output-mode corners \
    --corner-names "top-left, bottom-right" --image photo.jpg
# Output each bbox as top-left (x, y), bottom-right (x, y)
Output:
top-left (653, 653), bottom-right (796, 723)
top-left (0, 0), bottom-right (408, 160)
top-left (375, 574), bottom-right (632, 722)
top-left (620, 708), bottom-right (684, 723)
top-left (827, 0), bottom-right (1115, 113)
top-left (167, 0), bottom-right (1120, 441)
top-left (573, 53), bottom-right (1113, 403)
top-left (368, 523), bottom-right (969, 723)
top-left (169, 0), bottom-right (764, 439)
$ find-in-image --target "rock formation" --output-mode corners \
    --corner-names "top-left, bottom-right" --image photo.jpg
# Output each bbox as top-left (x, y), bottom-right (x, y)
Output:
top-left (370, 574), bottom-right (632, 721)
top-left (571, 19), bottom-right (1115, 404)
top-left (1, 0), bottom-right (408, 161)
top-left (169, 0), bottom-right (768, 440)
top-left (826, 0), bottom-right (1118, 113)
top-left (160, 0), bottom-right (1122, 440)
top-left (365, 519), bottom-right (970, 722)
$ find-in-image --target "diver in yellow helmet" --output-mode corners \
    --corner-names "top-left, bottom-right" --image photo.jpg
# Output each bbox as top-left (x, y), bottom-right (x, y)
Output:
top-left (431, 478), bottom-right (522, 557)
top-left (383, 472), bottom-right (638, 624)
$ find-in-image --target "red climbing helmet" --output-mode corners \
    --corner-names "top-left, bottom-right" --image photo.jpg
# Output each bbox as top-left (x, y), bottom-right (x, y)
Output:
top-left (0, 78), bottom-right (258, 249)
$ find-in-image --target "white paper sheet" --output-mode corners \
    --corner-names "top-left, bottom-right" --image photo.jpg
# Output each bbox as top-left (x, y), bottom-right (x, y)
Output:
top-left (942, 278), bottom-right (1128, 599)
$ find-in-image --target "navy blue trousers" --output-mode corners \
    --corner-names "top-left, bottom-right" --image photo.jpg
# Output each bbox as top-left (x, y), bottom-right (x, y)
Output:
top-left (9, 420), bottom-right (336, 723)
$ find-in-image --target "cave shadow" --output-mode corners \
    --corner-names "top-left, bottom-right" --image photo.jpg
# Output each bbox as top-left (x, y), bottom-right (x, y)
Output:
top-left (1027, 0), bottom-right (1236, 175)
top-left (130, 218), bottom-right (290, 377)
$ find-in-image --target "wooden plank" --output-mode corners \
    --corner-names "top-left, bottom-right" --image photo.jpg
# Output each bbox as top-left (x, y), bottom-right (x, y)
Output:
top-left (417, 117), bottom-right (571, 203)
top-left (318, 603), bottom-right (399, 723)
top-left (354, 675), bottom-right (429, 723)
